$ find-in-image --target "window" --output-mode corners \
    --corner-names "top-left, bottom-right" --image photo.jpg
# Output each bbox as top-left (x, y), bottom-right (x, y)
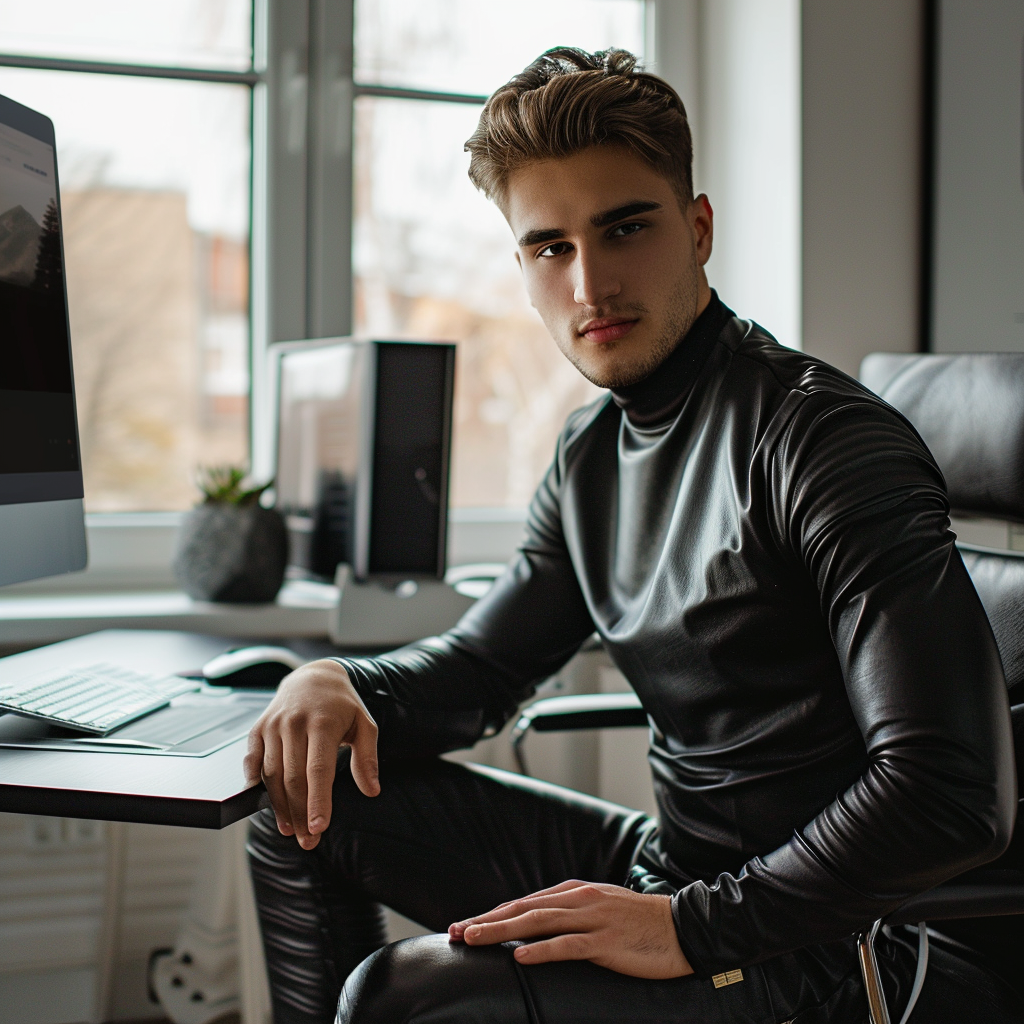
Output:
top-left (0, 1), bottom-right (253, 512)
top-left (0, 1), bottom-right (649, 519)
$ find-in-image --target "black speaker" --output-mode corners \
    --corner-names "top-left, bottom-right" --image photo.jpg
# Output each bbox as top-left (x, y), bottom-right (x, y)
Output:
top-left (275, 339), bottom-right (455, 581)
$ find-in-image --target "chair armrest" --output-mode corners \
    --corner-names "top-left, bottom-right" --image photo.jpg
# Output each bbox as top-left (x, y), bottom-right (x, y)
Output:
top-left (886, 869), bottom-right (1024, 926)
top-left (510, 692), bottom-right (646, 775)
top-left (515, 692), bottom-right (647, 733)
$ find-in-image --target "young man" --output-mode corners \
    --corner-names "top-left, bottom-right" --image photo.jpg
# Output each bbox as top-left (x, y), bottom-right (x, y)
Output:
top-left (246, 49), bottom-right (1020, 1023)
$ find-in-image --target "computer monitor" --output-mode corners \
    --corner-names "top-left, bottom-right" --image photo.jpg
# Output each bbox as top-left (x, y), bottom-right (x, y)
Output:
top-left (0, 93), bottom-right (87, 586)
top-left (274, 338), bottom-right (455, 581)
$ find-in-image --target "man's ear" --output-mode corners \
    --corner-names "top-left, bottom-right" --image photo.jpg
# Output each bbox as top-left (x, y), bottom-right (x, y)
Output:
top-left (692, 194), bottom-right (714, 267)
top-left (513, 249), bottom-right (538, 309)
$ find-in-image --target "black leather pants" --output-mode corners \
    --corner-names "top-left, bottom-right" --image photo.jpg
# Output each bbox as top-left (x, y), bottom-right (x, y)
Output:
top-left (247, 756), bottom-right (1023, 1024)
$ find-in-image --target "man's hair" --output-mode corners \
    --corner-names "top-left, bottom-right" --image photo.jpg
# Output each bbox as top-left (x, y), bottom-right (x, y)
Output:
top-left (465, 47), bottom-right (694, 211)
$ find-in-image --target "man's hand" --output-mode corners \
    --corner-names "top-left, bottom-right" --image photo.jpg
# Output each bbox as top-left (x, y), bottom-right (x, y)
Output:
top-left (244, 659), bottom-right (379, 850)
top-left (448, 880), bottom-right (693, 979)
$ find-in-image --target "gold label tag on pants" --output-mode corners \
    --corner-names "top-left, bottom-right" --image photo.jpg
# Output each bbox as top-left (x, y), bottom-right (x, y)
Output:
top-left (711, 969), bottom-right (744, 989)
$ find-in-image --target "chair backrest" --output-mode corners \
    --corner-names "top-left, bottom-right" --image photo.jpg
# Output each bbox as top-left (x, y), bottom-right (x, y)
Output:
top-left (860, 353), bottom-right (1024, 695)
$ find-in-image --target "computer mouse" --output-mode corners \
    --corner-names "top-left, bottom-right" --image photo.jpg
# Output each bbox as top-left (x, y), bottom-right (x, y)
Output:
top-left (201, 646), bottom-right (306, 688)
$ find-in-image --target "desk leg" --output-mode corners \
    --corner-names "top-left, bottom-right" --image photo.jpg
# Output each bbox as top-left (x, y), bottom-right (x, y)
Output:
top-left (151, 827), bottom-right (244, 1023)
top-left (93, 821), bottom-right (127, 1024)
top-left (148, 822), bottom-right (269, 1024)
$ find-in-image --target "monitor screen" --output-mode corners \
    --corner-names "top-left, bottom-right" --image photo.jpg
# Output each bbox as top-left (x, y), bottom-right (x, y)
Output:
top-left (0, 92), bottom-right (86, 586)
top-left (0, 97), bottom-right (82, 503)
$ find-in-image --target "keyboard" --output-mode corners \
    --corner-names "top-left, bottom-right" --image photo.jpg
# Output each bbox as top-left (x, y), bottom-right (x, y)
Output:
top-left (0, 662), bottom-right (202, 735)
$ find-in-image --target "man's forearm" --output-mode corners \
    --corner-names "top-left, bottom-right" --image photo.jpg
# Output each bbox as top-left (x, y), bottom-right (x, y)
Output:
top-left (668, 748), bottom-right (1011, 976)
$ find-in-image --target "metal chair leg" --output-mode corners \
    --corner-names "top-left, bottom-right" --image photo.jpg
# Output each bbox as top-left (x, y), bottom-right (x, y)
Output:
top-left (510, 716), bottom-right (531, 775)
top-left (857, 919), bottom-right (892, 1024)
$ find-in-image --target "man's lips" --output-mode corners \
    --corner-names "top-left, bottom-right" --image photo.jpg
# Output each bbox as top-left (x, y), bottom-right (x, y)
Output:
top-left (578, 317), bottom-right (639, 344)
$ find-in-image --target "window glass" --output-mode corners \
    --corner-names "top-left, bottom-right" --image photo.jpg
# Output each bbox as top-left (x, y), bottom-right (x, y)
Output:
top-left (0, 1), bottom-right (252, 71)
top-left (355, 0), bottom-right (646, 96)
top-left (0, 68), bottom-right (251, 511)
top-left (353, 97), bottom-right (602, 508)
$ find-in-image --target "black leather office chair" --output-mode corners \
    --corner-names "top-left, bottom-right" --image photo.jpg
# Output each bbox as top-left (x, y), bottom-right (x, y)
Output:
top-left (510, 353), bottom-right (1024, 1024)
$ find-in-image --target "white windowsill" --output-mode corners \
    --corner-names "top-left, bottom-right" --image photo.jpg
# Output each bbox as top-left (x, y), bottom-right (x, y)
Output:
top-left (0, 509), bottom-right (527, 646)
top-left (0, 579), bottom-right (338, 646)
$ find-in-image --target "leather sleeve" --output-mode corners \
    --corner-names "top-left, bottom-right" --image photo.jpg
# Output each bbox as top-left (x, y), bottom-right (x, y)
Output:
top-left (671, 395), bottom-right (1017, 974)
top-left (334, 429), bottom-right (597, 759)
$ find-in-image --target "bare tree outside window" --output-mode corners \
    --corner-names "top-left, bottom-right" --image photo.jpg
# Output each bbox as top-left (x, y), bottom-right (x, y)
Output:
top-left (0, 42), bottom-right (251, 511)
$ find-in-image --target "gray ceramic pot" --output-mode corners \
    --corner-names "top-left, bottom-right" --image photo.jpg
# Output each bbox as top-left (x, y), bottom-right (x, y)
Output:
top-left (173, 504), bottom-right (288, 603)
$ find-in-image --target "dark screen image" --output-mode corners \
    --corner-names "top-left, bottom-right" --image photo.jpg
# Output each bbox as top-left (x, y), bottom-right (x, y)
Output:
top-left (0, 115), bottom-right (80, 480)
top-left (369, 343), bottom-right (452, 576)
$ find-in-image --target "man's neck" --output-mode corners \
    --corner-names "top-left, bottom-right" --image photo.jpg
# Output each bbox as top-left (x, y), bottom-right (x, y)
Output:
top-left (610, 290), bottom-right (729, 429)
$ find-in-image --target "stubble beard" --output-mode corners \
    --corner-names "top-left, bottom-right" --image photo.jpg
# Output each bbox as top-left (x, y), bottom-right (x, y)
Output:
top-left (558, 264), bottom-right (701, 391)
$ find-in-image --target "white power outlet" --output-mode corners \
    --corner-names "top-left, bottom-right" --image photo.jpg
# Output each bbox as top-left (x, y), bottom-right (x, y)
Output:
top-left (24, 815), bottom-right (103, 849)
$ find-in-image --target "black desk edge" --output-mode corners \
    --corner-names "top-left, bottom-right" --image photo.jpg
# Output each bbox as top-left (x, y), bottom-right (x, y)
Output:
top-left (0, 780), bottom-right (268, 829)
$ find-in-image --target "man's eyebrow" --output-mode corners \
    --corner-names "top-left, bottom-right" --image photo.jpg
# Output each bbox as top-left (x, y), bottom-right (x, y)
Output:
top-left (591, 200), bottom-right (662, 227)
top-left (516, 201), bottom-right (663, 248)
top-left (517, 227), bottom-right (564, 248)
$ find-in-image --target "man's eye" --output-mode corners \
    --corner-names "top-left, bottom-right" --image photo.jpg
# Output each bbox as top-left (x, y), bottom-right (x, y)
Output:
top-left (609, 221), bottom-right (644, 238)
top-left (537, 241), bottom-right (572, 258)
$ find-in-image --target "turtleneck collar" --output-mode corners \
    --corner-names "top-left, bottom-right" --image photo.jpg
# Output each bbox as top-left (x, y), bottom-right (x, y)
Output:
top-left (610, 291), bottom-right (731, 429)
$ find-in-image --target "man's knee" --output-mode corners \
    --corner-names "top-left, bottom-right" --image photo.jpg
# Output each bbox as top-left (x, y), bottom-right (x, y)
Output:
top-left (337, 934), bottom-right (529, 1024)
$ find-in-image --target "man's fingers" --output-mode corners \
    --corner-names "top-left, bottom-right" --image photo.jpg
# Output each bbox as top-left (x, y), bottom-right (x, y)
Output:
top-left (462, 907), bottom-right (592, 946)
top-left (481, 879), bottom-right (587, 915)
top-left (450, 882), bottom-right (596, 934)
top-left (346, 711), bottom-right (380, 798)
top-left (241, 659), bottom-right (378, 845)
top-left (281, 729), bottom-right (313, 848)
top-left (513, 933), bottom-right (593, 964)
top-left (513, 879), bottom-right (589, 900)
top-left (306, 728), bottom-right (340, 835)
top-left (261, 732), bottom-right (294, 836)
top-left (244, 726), bottom-right (266, 787)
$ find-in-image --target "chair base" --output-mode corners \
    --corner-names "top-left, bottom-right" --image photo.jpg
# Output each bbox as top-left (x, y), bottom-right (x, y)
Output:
top-left (858, 920), bottom-right (930, 1024)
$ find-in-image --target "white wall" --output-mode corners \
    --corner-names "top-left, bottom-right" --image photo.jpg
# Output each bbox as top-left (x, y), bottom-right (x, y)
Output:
top-left (653, 0), bottom-right (924, 373)
top-left (930, 0), bottom-right (1024, 354)
top-left (650, 0), bottom-right (802, 350)
top-left (699, 0), bottom-right (802, 349)
top-left (801, 0), bottom-right (924, 375)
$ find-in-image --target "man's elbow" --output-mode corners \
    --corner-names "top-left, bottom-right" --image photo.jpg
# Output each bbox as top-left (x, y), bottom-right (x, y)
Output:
top-left (986, 779), bottom-right (1017, 863)
top-left (973, 807), bottom-right (1015, 868)
top-left (952, 769), bottom-right (1017, 872)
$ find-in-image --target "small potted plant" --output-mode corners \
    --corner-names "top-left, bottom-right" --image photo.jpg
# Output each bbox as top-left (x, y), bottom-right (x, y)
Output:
top-left (173, 467), bottom-right (288, 603)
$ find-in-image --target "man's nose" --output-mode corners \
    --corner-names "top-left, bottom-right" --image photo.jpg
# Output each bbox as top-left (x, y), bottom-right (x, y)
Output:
top-left (572, 249), bottom-right (621, 307)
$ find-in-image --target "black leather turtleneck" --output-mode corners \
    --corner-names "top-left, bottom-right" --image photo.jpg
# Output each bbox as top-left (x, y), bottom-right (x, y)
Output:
top-left (335, 309), bottom-right (1015, 978)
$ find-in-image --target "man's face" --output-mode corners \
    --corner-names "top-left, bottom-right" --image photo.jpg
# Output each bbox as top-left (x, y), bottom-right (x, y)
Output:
top-left (505, 146), bottom-right (713, 389)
